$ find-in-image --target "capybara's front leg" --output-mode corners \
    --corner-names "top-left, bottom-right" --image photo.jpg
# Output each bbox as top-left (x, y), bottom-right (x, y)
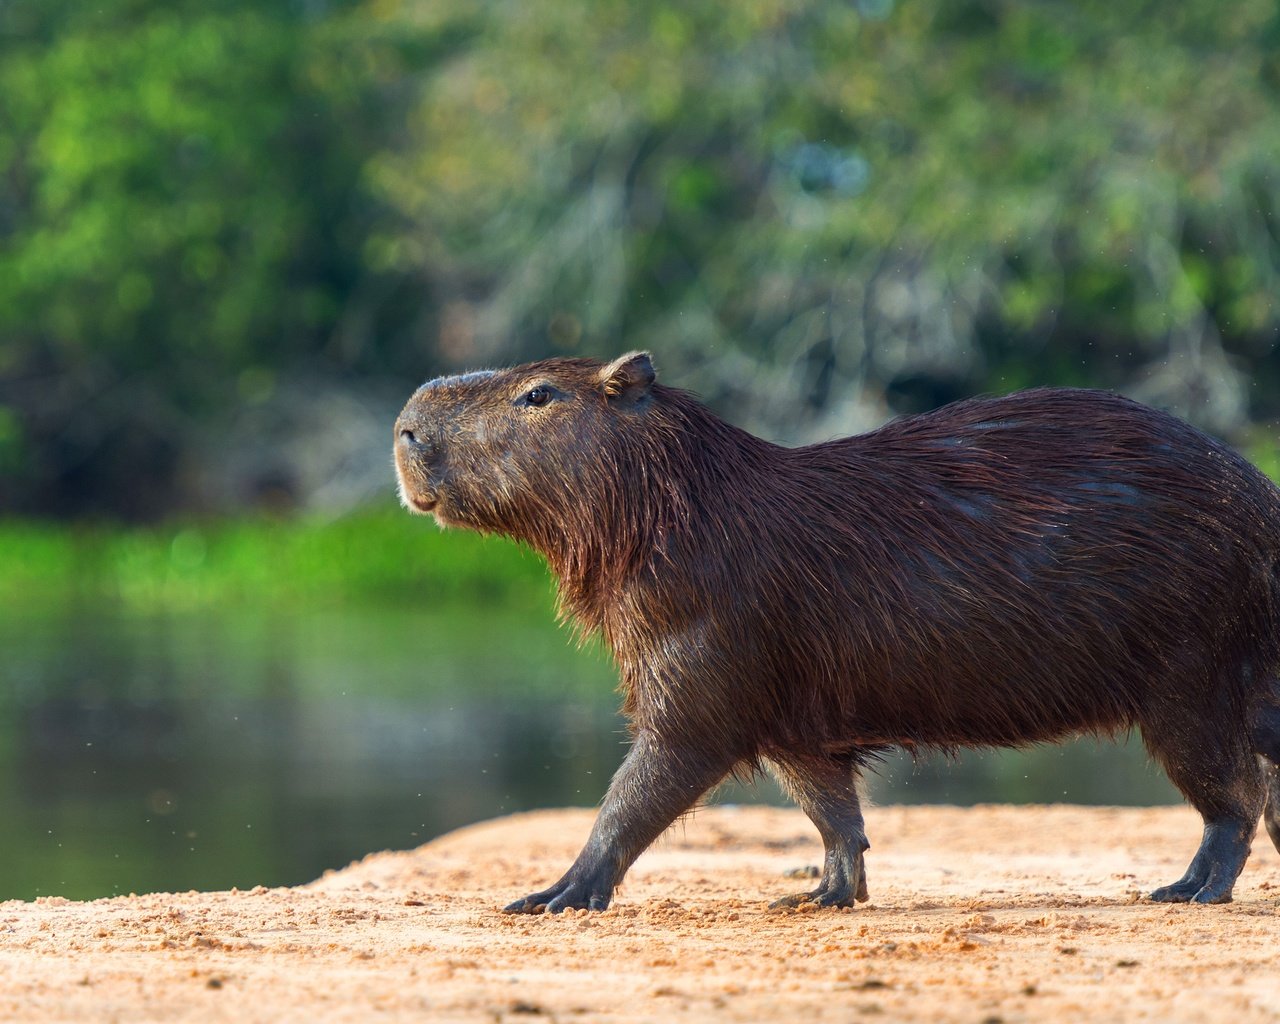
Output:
top-left (503, 731), bottom-right (732, 913)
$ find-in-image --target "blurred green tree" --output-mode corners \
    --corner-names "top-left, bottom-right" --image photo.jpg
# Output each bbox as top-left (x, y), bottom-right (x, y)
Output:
top-left (0, 0), bottom-right (445, 517)
top-left (374, 0), bottom-right (1280, 441)
top-left (3, 0), bottom-right (1279, 519)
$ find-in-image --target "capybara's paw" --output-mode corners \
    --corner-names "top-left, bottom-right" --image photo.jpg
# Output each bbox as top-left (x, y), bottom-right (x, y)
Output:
top-left (769, 889), bottom-right (854, 910)
top-left (502, 880), bottom-right (611, 914)
top-left (1149, 880), bottom-right (1200, 904)
top-left (1189, 886), bottom-right (1234, 905)
top-left (768, 871), bottom-right (868, 910)
top-left (770, 853), bottom-right (869, 910)
top-left (1150, 878), bottom-right (1234, 904)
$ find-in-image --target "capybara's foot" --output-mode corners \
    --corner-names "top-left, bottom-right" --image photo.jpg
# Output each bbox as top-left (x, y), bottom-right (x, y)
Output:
top-left (503, 877), bottom-right (612, 914)
top-left (769, 861), bottom-right (869, 909)
top-left (1149, 819), bottom-right (1252, 904)
top-left (1149, 879), bottom-right (1201, 903)
top-left (1149, 878), bottom-right (1234, 904)
top-left (769, 888), bottom-right (853, 910)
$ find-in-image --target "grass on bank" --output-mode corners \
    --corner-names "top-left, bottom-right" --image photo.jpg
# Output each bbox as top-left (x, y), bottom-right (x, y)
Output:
top-left (0, 498), bottom-right (556, 613)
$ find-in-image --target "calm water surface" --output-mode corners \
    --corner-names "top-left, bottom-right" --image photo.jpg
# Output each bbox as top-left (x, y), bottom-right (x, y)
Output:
top-left (0, 603), bottom-right (1178, 900)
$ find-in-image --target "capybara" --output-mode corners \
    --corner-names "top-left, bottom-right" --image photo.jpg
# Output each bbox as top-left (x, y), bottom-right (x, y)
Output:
top-left (394, 352), bottom-right (1280, 911)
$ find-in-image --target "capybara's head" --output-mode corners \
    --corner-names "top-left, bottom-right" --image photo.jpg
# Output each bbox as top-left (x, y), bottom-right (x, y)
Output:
top-left (394, 352), bottom-right (656, 536)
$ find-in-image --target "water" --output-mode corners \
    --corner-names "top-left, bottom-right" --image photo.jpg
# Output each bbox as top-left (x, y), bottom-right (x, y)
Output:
top-left (0, 603), bottom-right (1178, 901)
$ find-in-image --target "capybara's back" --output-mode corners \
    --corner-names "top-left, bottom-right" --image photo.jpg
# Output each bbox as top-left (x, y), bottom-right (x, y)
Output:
top-left (394, 353), bottom-right (1280, 910)
top-left (730, 387), bottom-right (1280, 753)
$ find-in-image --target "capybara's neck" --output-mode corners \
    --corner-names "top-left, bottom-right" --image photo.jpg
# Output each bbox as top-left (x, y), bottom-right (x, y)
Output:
top-left (530, 385), bottom-right (779, 631)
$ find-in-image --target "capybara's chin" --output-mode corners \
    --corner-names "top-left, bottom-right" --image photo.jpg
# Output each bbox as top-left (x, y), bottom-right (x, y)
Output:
top-left (394, 351), bottom-right (1280, 914)
top-left (393, 455), bottom-right (439, 516)
top-left (406, 491), bottom-right (438, 514)
top-left (396, 487), bottom-right (437, 517)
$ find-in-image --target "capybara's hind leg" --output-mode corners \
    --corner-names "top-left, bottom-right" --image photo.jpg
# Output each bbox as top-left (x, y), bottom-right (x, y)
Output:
top-left (766, 754), bottom-right (870, 909)
top-left (1253, 696), bottom-right (1280, 854)
top-left (1263, 760), bottom-right (1280, 856)
top-left (1146, 715), bottom-right (1264, 904)
top-left (1149, 818), bottom-right (1260, 904)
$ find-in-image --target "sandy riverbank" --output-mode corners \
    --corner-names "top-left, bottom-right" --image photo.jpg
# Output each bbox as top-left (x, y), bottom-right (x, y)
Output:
top-left (0, 804), bottom-right (1276, 1022)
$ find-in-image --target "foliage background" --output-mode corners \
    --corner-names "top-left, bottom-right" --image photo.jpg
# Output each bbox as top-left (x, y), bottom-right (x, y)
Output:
top-left (2, 0), bottom-right (1279, 523)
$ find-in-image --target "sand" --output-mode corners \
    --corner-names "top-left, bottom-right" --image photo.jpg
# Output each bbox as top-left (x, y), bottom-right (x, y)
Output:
top-left (0, 804), bottom-right (1277, 1022)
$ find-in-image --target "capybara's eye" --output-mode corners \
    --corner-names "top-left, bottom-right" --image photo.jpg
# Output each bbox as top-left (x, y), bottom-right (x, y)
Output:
top-left (525, 386), bottom-right (552, 407)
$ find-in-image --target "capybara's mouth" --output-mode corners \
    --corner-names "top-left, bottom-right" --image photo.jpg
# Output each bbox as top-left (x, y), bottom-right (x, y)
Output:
top-left (395, 472), bottom-right (440, 515)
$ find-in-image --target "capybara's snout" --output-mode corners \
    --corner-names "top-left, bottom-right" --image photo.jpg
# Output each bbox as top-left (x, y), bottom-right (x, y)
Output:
top-left (393, 404), bottom-right (445, 514)
top-left (395, 417), bottom-right (438, 463)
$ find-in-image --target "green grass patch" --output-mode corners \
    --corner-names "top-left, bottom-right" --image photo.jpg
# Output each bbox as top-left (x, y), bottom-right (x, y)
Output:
top-left (0, 498), bottom-right (558, 614)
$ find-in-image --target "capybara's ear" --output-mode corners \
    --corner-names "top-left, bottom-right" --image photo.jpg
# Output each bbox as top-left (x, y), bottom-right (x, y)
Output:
top-left (600, 352), bottom-right (656, 404)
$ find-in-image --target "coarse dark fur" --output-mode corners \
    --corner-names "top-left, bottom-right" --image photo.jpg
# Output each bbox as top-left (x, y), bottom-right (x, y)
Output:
top-left (394, 352), bottom-right (1280, 912)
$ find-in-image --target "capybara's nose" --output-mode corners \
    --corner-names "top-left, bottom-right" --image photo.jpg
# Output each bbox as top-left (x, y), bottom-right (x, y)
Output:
top-left (397, 424), bottom-right (435, 455)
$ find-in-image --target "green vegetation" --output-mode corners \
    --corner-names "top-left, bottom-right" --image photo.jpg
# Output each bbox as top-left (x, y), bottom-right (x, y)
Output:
top-left (1247, 435), bottom-right (1280, 484)
top-left (0, 501), bottom-right (557, 613)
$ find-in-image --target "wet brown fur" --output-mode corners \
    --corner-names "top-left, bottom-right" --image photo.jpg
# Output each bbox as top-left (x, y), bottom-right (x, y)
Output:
top-left (395, 353), bottom-right (1280, 911)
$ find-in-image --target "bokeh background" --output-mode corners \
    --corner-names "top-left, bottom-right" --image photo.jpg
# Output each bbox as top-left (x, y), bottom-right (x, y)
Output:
top-left (2, 0), bottom-right (1279, 899)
